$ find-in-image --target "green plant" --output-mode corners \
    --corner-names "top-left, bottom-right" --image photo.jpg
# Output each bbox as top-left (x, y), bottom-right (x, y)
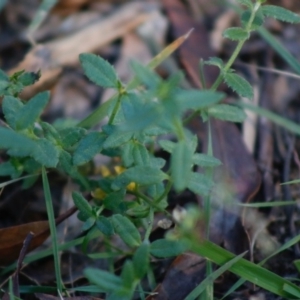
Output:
top-left (2, 0), bottom-right (300, 299)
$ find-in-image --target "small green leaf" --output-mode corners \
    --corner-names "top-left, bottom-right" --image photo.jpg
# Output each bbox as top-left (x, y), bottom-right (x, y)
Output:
top-left (40, 122), bottom-right (60, 143)
top-left (111, 214), bottom-right (141, 248)
top-left (223, 72), bottom-right (253, 98)
top-left (159, 140), bottom-right (176, 153)
top-left (126, 204), bottom-right (150, 218)
top-left (187, 172), bottom-right (214, 196)
top-left (73, 132), bottom-right (106, 165)
top-left (33, 138), bottom-right (59, 167)
top-left (204, 57), bottom-right (225, 68)
top-left (103, 130), bottom-right (133, 149)
top-left (59, 127), bottom-right (86, 148)
top-left (223, 27), bottom-right (250, 41)
top-left (79, 53), bottom-right (119, 88)
top-left (72, 191), bottom-right (94, 221)
top-left (0, 127), bottom-right (35, 157)
top-left (82, 217), bottom-right (96, 231)
top-left (192, 153), bottom-right (222, 167)
top-left (2, 96), bottom-right (23, 129)
top-left (121, 260), bottom-right (136, 290)
top-left (103, 190), bottom-right (125, 212)
top-left (150, 239), bottom-right (188, 258)
top-left (132, 143), bottom-right (150, 166)
top-left (237, 0), bottom-right (253, 9)
top-left (121, 142), bottom-right (135, 167)
top-left (133, 243), bottom-right (150, 279)
top-left (261, 5), bottom-right (300, 23)
top-left (58, 150), bottom-right (79, 178)
top-left (241, 10), bottom-right (264, 30)
top-left (16, 91), bottom-right (49, 130)
top-left (171, 141), bottom-right (194, 192)
top-left (130, 60), bottom-right (161, 89)
top-left (84, 268), bottom-right (122, 293)
top-left (18, 71), bottom-right (41, 86)
top-left (207, 104), bottom-right (246, 123)
top-left (176, 90), bottom-right (225, 111)
top-left (96, 216), bottom-right (114, 236)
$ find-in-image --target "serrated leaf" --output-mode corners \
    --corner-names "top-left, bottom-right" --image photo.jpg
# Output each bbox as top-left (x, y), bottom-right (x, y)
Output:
top-left (176, 90), bottom-right (225, 111)
top-left (58, 150), bottom-right (78, 177)
top-left (73, 132), bottom-right (106, 165)
top-left (149, 157), bottom-right (166, 169)
top-left (18, 71), bottom-right (41, 86)
top-left (121, 142), bottom-right (135, 168)
top-left (130, 60), bottom-right (161, 89)
top-left (79, 53), bottom-right (119, 88)
top-left (204, 57), bottom-right (225, 68)
top-left (223, 72), bottom-right (253, 98)
top-left (261, 5), bottom-right (300, 23)
top-left (192, 153), bottom-right (222, 167)
top-left (16, 91), bottom-right (49, 130)
top-left (132, 143), bottom-right (150, 165)
top-left (133, 243), bottom-right (150, 279)
top-left (237, 0), bottom-right (253, 8)
top-left (59, 127), bottom-right (86, 148)
top-left (171, 141), bottom-right (194, 192)
top-left (2, 96), bottom-right (24, 129)
top-left (223, 27), bottom-right (250, 41)
top-left (72, 191), bottom-right (94, 221)
top-left (111, 214), bottom-right (141, 247)
top-left (33, 138), bottom-right (59, 167)
top-left (159, 140), bottom-right (176, 153)
top-left (207, 104), bottom-right (246, 123)
top-left (84, 268), bottom-right (122, 293)
top-left (103, 130), bottom-right (133, 149)
top-left (0, 127), bottom-right (35, 157)
top-left (187, 172), bottom-right (214, 196)
top-left (120, 93), bottom-right (161, 132)
top-left (40, 122), bottom-right (60, 143)
top-left (96, 216), bottom-right (114, 236)
top-left (150, 239), bottom-right (188, 258)
top-left (241, 10), bottom-right (264, 30)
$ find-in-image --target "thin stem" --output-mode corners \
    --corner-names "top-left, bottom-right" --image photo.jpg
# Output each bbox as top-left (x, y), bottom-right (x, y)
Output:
top-left (108, 92), bottom-right (123, 125)
top-left (42, 167), bottom-right (63, 294)
top-left (184, 1), bottom-right (261, 125)
top-left (128, 189), bottom-right (172, 217)
top-left (144, 208), bottom-right (154, 242)
top-left (155, 179), bottom-right (172, 204)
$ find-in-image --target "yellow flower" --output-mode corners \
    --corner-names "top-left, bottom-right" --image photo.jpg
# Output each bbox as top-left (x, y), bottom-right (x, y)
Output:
top-left (114, 166), bottom-right (136, 191)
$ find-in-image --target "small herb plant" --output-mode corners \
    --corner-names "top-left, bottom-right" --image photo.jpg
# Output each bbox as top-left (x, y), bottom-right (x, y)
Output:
top-left (1, 0), bottom-right (300, 299)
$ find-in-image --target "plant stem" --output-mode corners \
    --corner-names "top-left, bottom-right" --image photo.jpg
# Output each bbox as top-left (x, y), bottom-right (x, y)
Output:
top-left (155, 179), bottom-right (172, 204)
top-left (42, 167), bottom-right (63, 294)
top-left (108, 92), bottom-right (123, 125)
top-left (184, 1), bottom-right (261, 125)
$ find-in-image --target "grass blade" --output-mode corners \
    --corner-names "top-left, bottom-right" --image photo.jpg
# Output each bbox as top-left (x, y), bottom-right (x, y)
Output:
top-left (42, 167), bottom-right (63, 293)
top-left (258, 27), bottom-right (300, 75)
top-left (185, 252), bottom-right (247, 300)
top-left (191, 239), bottom-right (300, 298)
top-left (240, 101), bottom-right (300, 136)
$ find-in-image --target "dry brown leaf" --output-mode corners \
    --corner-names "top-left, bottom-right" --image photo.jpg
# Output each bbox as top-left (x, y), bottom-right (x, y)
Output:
top-left (0, 206), bottom-right (77, 266)
top-left (9, 2), bottom-right (153, 99)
